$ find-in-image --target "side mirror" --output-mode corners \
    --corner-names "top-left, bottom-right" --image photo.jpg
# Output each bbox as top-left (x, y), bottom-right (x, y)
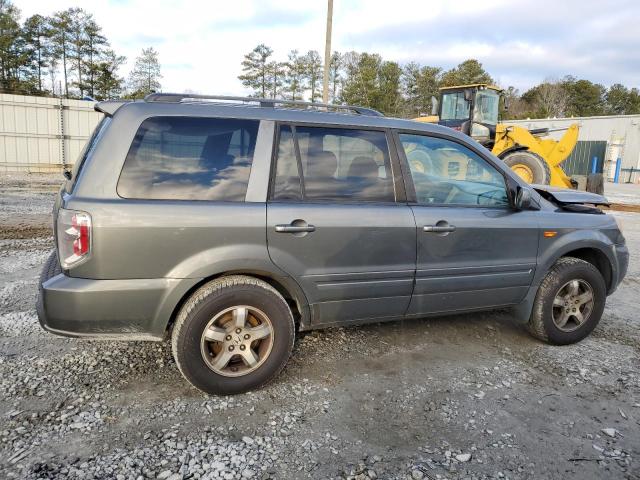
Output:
top-left (503, 96), bottom-right (510, 111)
top-left (430, 96), bottom-right (438, 116)
top-left (514, 187), bottom-right (532, 210)
top-left (464, 89), bottom-right (473, 102)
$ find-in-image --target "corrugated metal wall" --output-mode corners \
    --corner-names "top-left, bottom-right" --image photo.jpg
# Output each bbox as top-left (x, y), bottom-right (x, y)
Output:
top-left (0, 94), bottom-right (102, 173)
top-left (561, 140), bottom-right (607, 176)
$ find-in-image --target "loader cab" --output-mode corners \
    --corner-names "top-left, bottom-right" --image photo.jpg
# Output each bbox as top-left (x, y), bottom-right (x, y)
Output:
top-left (438, 84), bottom-right (501, 147)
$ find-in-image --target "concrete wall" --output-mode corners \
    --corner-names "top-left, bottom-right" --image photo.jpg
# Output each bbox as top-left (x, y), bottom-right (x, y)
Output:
top-left (0, 94), bottom-right (102, 173)
top-left (507, 115), bottom-right (640, 182)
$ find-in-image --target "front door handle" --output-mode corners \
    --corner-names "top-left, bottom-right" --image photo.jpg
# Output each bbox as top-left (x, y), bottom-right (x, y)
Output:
top-left (275, 223), bottom-right (316, 233)
top-left (423, 224), bottom-right (456, 233)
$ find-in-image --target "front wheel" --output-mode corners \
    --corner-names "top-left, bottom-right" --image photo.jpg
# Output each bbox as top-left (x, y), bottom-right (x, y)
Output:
top-left (527, 257), bottom-right (606, 345)
top-left (171, 275), bottom-right (295, 395)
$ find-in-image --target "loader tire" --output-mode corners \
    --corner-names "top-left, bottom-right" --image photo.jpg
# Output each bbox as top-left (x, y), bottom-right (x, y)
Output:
top-left (502, 151), bottom-right (551, 185)
top-left (586, 173), bottom-right (604, 195)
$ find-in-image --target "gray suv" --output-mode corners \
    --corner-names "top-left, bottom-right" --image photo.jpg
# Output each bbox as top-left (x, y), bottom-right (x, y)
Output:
top-left (37, 94), bottom-right (629, 395)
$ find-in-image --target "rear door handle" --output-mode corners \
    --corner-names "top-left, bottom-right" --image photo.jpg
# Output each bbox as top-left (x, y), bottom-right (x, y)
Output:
top-left (275, 224), bottom-right (316, 233)
top-left (423, 225), bottom-right (456, 233)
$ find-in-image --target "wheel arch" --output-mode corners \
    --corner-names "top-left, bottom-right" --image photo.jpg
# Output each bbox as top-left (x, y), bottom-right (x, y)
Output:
top-left (511, 243), bottom-right (614, 324)
top-left (165, 270), bottom-right (311, 336)
top-left (559, 247), bottom-right (613, 293)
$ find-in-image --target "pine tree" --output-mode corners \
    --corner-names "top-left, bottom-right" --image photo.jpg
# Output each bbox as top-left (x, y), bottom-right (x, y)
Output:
top-left (440, 59), bottom-right (493, 87)
top-left (128, 47), bottom-right (162, 97)
top-left (402, 62), bottom-right (441, 116)
top-left (238, 44), bottom-right (273, 98)
top-left (0, 0), bottom-right (27, 92)
top-left (303, 50), bottom-right (322, 102)
top-left (266, 60), bottom-right (285, 99)
top-left (50, 9), bottom-right (72, 97)
top-left (83, 17), bottom-right (107, 98)
top-left (329, 51), bottom-right (341, 102)
top-left (22, 14), bottom-right (52, 93)
top-left (283, 50), bottom-right (307, 101)
top-left (94, 49), bottom-right (125, 100)
top-left (66, 8), bottom-right (90, 97)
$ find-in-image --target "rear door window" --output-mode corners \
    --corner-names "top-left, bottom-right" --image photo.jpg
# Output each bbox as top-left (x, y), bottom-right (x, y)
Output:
top-left (272, 125), bottom-right (395, 202)
top-left (118, 116), bottom-right (259, 201)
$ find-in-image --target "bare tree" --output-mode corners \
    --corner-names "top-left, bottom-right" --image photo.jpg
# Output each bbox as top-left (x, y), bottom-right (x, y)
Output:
top-left (523, 78), bottom-right (569, 117)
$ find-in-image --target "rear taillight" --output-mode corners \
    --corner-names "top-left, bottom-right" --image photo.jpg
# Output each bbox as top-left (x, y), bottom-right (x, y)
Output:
top-left (57, 209), bottom-right (92, 269)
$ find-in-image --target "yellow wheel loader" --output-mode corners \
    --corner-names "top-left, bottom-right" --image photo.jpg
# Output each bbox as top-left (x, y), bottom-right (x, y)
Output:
top-left (414, 84), bottom-right (579, 189)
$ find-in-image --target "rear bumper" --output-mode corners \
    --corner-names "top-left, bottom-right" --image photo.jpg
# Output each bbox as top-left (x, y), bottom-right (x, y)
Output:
top-left (37, 273), bottom-right (199, 340)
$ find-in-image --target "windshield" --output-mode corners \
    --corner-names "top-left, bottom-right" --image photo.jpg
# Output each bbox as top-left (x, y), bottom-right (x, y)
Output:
top-left (440, 91), bottom-right (471, 121)
top-left (473, 90), bottom-right (500, 125)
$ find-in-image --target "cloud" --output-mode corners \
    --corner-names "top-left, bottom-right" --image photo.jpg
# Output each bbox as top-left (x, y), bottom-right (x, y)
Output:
top-left (14, 0), bottom-right (640, 95)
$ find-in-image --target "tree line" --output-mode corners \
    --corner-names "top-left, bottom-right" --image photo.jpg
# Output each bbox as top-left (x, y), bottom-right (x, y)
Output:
top-left (0, 0), bottom-right (162, 99)
top-left (239, 44), bottom-right (640, 119)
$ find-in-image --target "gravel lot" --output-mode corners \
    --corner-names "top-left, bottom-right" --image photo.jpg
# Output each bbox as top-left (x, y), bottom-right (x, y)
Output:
top-left (1, 173), bottom-right (639, 480)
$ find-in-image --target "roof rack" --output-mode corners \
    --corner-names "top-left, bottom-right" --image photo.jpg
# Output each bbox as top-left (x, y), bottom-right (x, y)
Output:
top-left (143, 93), bottom-right (384, 117)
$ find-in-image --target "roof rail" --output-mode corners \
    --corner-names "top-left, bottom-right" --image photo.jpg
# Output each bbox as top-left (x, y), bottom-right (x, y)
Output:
top-left (143, 93), bottom-right (384, 117)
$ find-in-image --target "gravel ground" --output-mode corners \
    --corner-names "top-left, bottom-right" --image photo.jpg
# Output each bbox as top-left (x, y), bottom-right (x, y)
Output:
top-left (605, 183), bottom-right (640, 206)
top-left (0, 173), bottom-right (639, 480)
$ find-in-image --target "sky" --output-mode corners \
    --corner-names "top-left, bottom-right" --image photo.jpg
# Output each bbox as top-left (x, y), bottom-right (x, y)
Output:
top-left (15, 0), bottom-right (640, 95)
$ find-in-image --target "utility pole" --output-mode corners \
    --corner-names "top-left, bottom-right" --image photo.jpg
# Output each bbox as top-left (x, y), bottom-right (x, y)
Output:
top-left (322, 0), bottom-right (333, 104)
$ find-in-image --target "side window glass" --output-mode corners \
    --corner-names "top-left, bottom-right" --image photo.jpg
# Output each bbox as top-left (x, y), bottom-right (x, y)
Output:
top-left (118, 117), bottom-right (259, 201)
top-left (297, 126), bottom-right (394, 202)
top-left (400, 133), bottom-right (509, 207)
top-left (272, 125), bottom-right (302, 200)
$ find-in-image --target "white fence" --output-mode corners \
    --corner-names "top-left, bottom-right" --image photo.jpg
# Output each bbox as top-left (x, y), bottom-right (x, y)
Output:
top-left (0, 94), bottom-right (102, 173)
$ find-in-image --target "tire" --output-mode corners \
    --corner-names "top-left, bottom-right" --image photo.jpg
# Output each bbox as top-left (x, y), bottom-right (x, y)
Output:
top-left (586, 173), bottom-right (604, 195)
top-left (527, 257), bottom-right (606, 345)
top-left (36, 250), bottom-right (62, 323)
top-left (171, 275), bottom-right (295, 395)
top-left (502, 150), bottom-right (551, 185)
top-left (40, 250), bottom-right (62, 284)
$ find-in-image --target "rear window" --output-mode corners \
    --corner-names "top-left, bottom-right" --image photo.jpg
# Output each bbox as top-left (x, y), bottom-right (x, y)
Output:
top-left (272, 125), bottom-right (394, 202)
top-left (118, 116), bottom-right (259, 201)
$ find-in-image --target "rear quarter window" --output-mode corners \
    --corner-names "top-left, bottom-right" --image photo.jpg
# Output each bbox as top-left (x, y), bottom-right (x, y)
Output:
top-left (117, 116), bottom-right (259, 201)
top-left (68, 116), bottom-right (111, 193)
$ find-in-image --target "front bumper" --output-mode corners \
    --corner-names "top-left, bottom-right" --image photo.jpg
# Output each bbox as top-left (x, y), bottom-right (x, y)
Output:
top-left (37, 273), bottom-right (199, 340)
top-left (610, 243), bottom-right (629, 294)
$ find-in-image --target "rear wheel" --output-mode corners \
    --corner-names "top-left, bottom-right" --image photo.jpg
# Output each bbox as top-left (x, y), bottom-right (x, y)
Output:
top-left (502, 150), bottom-right (551, 185)
top-left (527, 257), bottom-right (606, 345)
top-left (171, 275), bottom-right (295, 395)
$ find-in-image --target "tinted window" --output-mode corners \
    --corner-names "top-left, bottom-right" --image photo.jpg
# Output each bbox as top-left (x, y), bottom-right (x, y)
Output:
top-left (400, 133), bottom-right (508, 206)
top-left (272, 125), bottom-right (302, 201)
top-left (69, 116), bottom-right (111, 192)
top-left (118, 117), bottom-right (259, 201)
top-left (272, 126), bottom-right (394, 202)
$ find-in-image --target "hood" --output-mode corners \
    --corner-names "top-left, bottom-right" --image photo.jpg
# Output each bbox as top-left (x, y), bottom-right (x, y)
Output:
top-left (532, 184), bottom-right (609, 206)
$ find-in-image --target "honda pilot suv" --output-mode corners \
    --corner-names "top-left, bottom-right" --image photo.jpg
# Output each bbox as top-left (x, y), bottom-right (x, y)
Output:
top-left (37, 94), bottom-right (629, 395)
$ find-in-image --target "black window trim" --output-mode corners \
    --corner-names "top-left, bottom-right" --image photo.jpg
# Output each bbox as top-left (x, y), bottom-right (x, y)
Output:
top-left (268, 121), bottom-right (407, 205)
top-left (115, 115), bottom-right (261, 203)
top-left (392, 128), bottom-right (514, 210)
